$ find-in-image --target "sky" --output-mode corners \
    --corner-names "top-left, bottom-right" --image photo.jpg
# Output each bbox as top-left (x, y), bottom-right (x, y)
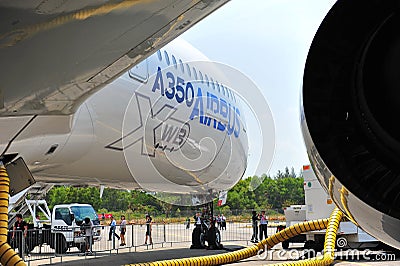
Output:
top-left (180, 0), bottom-right (337, 178)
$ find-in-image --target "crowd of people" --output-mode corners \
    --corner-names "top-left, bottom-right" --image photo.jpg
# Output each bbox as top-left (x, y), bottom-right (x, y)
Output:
top-left (9, 210), bottom-right (269, 256)
top-left (107, 215), bottom-right (127, 246)
top-left (107, 214), bottom-right (146, 246)
top-left (216, 214), bottom-right (227, 230)
top-left (186, 213), bottom-right (227, 230)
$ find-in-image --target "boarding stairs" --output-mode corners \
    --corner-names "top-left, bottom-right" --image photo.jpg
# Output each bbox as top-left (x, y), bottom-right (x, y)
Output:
top-left (8, 183), bottom-right (53, 229)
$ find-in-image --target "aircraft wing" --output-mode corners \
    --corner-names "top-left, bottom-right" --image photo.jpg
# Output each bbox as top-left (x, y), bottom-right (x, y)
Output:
top-left (0, 0), bottom-right (228, 117)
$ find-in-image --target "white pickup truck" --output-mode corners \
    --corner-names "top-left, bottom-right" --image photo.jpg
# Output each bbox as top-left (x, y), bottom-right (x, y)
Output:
top-left (26, 203), bottom-right (102, 253)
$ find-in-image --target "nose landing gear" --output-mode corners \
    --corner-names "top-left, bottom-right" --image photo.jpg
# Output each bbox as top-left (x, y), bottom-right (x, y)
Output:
top-left (190, 201), bottom-right (223, 250)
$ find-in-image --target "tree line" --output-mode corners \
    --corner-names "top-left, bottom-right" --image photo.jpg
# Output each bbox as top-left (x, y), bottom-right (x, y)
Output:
top-left (223, 166), bottom-right (304, 213)
top-left (45, 166), bottom-right (304, 216)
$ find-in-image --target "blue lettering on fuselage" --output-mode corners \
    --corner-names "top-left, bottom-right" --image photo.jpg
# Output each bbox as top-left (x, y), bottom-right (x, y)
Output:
top-left (151, 66), bottom-right (240, 138)
top-left (152, 67), bottom-right (194, 107)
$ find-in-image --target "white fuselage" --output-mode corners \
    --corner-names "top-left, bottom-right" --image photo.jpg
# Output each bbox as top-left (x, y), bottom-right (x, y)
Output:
top-left (0, 39), bottom-right (248, 197)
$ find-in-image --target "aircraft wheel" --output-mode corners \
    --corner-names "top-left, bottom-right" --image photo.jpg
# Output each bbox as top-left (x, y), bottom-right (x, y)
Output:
top-left (199, 232), bottom-right (206, 248)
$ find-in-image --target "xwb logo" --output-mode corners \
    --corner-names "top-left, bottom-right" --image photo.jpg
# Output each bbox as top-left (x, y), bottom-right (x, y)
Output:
top-left (106, 92), bottom-right (189, 156)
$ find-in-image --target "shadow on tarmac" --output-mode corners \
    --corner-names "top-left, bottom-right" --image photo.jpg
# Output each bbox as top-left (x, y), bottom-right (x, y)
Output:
top-left (42, 245), bottom-right (244, 265)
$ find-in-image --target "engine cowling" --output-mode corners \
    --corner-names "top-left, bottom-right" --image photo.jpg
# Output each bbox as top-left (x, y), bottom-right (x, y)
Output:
top-left (302, 0), bottom-right (400, 249)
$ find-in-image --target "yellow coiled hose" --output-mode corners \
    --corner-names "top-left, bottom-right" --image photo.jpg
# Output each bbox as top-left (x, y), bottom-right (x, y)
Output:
top-left (126, 208), bottom-right (343, 266)
top-left (261, 207), bottom-right (343, 266)
top-left (0, 165), bottom-right (26, 265)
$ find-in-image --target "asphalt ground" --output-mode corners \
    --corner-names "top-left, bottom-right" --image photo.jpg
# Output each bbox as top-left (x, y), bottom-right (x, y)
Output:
top-left (32, 242), bottom-right (399, 266)
top-left (24, 224), bottom-right (398, 265)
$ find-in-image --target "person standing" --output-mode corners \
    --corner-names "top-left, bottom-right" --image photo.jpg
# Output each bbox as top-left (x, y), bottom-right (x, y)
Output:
top-left (12, 213), bottom-right (28, 257)
top-left (194, 212), bottom-right (202, 228)
top-left (119, 215), bottom-right (127, 246)
top-left (144, 214), bottom-right (153, 245)
top-left (185, 217), bottom-right (190, 229)
top-left (220, 214), bottom-right (226, 230)
top-left (82, 217), bottom-right (94, 253)
top-left (108, 215), bottom-right (120, 241)
top-left (190, 212), bottom-right (203, 249)
top-left (35, 214), bottom-right (42, 228)
top-left (259, 211), bottom-right (268, 240)
top-left (251, 210), bottom-right (259, 243)
top-left (216, 215), bottom-right (222, 230)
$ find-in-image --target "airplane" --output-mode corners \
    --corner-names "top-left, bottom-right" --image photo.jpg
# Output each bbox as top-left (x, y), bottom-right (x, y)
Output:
top-left (0, 1), bottom-right (243, 205)
top-left (0, 37), bottom-right (249, 206)
top-left (1, 0), bottom-right (399, 255)
top-left (301, 0), bottom-right (400, 250)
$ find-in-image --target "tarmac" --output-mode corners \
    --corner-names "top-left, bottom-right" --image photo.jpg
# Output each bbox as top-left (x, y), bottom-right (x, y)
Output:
top-left (32, 242), bottom-right (399, 266)
top-left (24, 223), bottom-right (398, 265)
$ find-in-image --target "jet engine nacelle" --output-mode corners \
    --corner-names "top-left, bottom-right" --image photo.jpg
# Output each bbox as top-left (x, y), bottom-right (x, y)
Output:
top-left (302, 0), bottom-right (400, 249)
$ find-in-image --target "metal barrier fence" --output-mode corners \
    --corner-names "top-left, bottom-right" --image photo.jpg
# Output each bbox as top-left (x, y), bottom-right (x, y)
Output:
top-left (9, 221), bottom-right (281, 264)
top-left (110, 209), bottom-right (285, 222)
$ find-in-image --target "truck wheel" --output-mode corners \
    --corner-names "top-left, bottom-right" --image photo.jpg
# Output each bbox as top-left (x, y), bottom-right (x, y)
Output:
top-left (55, 234), bottom-right (68, 254)
top-left (282, 240), bottom-right (290, 249)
